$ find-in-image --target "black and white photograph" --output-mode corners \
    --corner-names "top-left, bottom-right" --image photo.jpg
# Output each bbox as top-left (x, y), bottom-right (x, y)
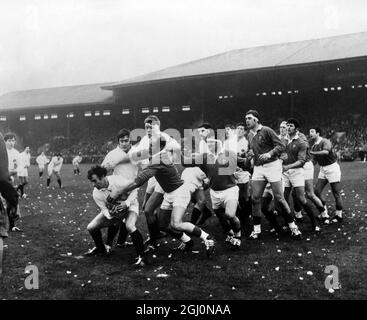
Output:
top-left (0, 0), bottom-right (366, 304)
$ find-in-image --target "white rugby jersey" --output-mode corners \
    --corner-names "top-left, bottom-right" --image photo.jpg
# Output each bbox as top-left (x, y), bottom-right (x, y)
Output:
top-left (17, 151), bottom-right (31, 171)
top-left (101, 146), bottom-right (138, 182)
top-left (93, 175), bottom-right (137, 220)
top-left (7, 148), bottom-right (20, 172)
top-left (72, 155), bottom-right (82, 165)
top-left (199, 139), bottom-right (209, 154)
top-left (48, 156), bottom-right (63, 172)
top-left (222, 135), bottom-right (248, 155)
top-left (36, 154), bottom-right (49, 167)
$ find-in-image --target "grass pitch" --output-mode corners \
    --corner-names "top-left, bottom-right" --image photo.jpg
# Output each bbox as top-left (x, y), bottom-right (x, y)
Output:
top-left (0, 162), bottom-right (366, 300)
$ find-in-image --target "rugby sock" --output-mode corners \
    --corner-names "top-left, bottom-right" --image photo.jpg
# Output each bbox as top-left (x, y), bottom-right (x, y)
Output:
top-left (57, 178), bottom-right (62, 188)
top-left (244, 198), bottom-right (252, 216)
top-left (117, 223), bottom-right (128, 245)
top-left (89, 230), bottom-right (105, 252)
top-left (302, 202), bottom-right (317, 228)
top-left (77, 168), bottom-right (80, 175)
top-left (106, 225), bottom-right (120, 246)
top-left (130, 230), bottom-right (144, 256)
top-left (147, 220), bottom-right (160, 245)
top-left (262, 209), bottom-right (281, 231)
top-left (47, 178), bottom-right (51, 187)
top-left (229, 217), bottom-right (241, 236)
top-left (216, 210), bottom-right (232, 234)
top-left (74, 169), bottom-right (76, 175)
top-left (253, 216), bottom-right (262, 233)
top-left (39, 172), bottom-right (43, 178)
top-left (190, 207), bottom-right (201, 224)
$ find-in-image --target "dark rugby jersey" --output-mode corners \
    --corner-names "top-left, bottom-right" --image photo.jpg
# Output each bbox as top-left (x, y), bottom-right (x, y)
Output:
top-left (183, 151), bottom-right (237, 191)
top-left (248, 125), bottom-right (285, 166)
top-left (283, 135), bottom-right (308, 167)
top-left (134, 163), bottom-right (183, 193)
top-left (297, 132), bottom-right (312, 162)
top-left (311, 138), bottom-right (337, 166)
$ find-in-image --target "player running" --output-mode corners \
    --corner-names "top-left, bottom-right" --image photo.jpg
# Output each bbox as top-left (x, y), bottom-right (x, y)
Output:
top-left (310, 127), bottom-right (343, 223)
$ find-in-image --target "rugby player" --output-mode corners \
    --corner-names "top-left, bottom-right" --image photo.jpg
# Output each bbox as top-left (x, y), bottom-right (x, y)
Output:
top-left (36, 151), bottom-right (49, 179)
top-left (245, 110), bottom-right (302, 240)
top-left (72, 153), bottom-right (83, 175)
top-left (310, 127), bottom-right (343, 223)
top-left (183, 138), bottom-right (245, 250)
top-left (282, 119), bottom-right (320, 233)
top-left (16, 146), bottom-right (31, 198)
top-left (47, 153), bottom-right (64, 188)
top-left (4, 133), bottom-right (21, 231)
top-left (85, 165), bottom-right (146, 267)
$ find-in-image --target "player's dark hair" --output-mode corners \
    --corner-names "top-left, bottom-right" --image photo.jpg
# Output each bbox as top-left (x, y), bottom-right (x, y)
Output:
top-left (56, 153), bottom-right (62, 157)
top-left (87, 165), bottom-right (107, 180)
top-left (311, 127), bottom-right (322, 135)
top-left (236, 122), bottom-right (245, 128)
top-left (4, 132), bottom-right (16, 141)
top-left (225, 123), bottom-right (235, 129)
top-left (144, 115), bottom-right (160, 126)
top-left (117, 128), bottom-right (130, 141)
top-left (287, 118), bottom-right (300, 129)
top-left (197, 122), bottom-right (212, 130)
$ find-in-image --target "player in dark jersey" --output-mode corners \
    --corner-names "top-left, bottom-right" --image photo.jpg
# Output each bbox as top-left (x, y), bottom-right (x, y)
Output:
top-left (282, 119), bottom-right (320, 233)
top-left (245, 110), bottom-right (302, 240)
top-left (182, 138), bottom-right (248, 250)
top-left (310, 127), bottom-right (343, 223)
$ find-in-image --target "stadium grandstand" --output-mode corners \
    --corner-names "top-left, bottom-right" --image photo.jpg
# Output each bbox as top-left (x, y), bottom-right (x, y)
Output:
top-left (1, 32), bottom-right (367, 161)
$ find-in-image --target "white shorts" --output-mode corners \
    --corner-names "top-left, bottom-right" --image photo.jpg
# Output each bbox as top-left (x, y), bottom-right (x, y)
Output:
top-left (38, 165), bottom-right (45, 170)
top-left (252, 160), bottom-right (282, 183)
top-left (17, 168), bottom-right (28, 177)
top-left (234, 169), bottom-right (251, 184)
top-left (160, 184), bottom-right (191, 210)
top-left (303, 161), bottom-right (314, 181)
top-left (48, 167), bottom-right (60, 176)
top-left (283, 168), bottom-right (305, 188)
top-left (318, 162), bottom-right (341, 183)
top-left (146, 177), bottom-right (164, 194)
top-left (210, 186), bottom-right (239, 210)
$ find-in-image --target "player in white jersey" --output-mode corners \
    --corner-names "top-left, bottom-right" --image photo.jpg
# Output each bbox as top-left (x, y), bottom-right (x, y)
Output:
top-left (16, 147), bottom-right (31, 198)
top-left (85, 165), bottom-right (145, 267)
top-left (72, 153), bottom-right (83, 175)
top-left (101, 128), bottom-right (140, 249)
top-left (36, 151), bottom-right (49, 179)
top-left (47, 153), bottom-right (64, 188)
top-left (181, 166), bottom-right (212, 226)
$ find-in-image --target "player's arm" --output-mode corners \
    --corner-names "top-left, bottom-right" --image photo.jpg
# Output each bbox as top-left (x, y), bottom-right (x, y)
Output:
top-left (283, 142), bottom-right (307, 171)
top-left (310, 140), bottom-right (331, 156)
top-left (259, 128), bottom-right (285, 161)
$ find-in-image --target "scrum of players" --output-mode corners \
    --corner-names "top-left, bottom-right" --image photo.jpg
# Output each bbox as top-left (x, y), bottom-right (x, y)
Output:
top-left (83, 111), bottom-right (344, 268)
